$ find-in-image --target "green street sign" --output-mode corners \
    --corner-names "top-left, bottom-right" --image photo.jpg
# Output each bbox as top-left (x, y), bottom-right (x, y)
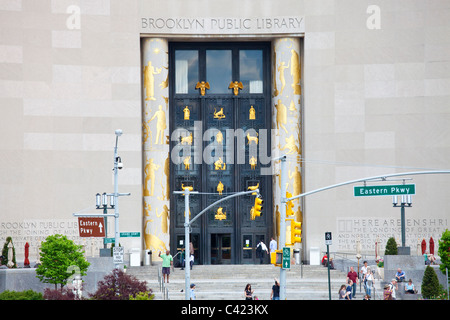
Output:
top-left (354, 184), bottom-right (415, 197)
top-left (104, 232), bottom-right (141, 243)
top-left (120, 232), bottom-right (141, 238)
top-left (282, 247), bottom-right (290, 269)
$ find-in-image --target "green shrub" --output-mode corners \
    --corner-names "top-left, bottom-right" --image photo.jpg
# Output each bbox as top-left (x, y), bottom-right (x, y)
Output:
top-left (421, 266), bottom-right (440, 299)
top-left (0, 290), bottom-right (43, 300)
top-left (385, 237), bottom-right (398, 255)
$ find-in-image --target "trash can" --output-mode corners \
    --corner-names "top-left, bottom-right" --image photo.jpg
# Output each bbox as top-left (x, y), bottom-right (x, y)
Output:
top-left (145, 249), bottom-right (153, 266)
top-left (129, 248), bottom-right (141, 267)
top-left (294, 249), bottom-right (300, 265)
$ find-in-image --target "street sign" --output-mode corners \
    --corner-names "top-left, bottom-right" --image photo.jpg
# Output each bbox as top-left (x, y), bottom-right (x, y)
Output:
top-left (354, 184), bottom-right (415, 197)
top-left (78, 217), bottom-right (105, 237)
top-left (120, 232), bottom-right (140, 238)
top-left (325, 232), bottom-right (332, 245)
top-left (282, 247), bottom-right (290, 269)
top-left (113, 246), bottom-right (124, 264)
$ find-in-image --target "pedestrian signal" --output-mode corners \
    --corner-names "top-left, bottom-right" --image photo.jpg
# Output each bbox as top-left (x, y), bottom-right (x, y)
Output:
top-left (271, 250), bottom-right (282, 267)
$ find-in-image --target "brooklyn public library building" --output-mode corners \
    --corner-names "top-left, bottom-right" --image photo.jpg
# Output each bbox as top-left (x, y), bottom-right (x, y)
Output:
top-left (1, 0), bottom-right (450, 266)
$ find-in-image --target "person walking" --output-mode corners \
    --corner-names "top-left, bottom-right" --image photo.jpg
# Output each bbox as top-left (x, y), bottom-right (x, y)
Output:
top-left (364, 267), bottom-right (374, 297)
top-left (158, 250), bottom-right (173, 283)
top-left (389, 279), bottom-right (398, 300)
top-left (256, 240), bottom-right (268, 264)
top-left (346, 266), bottom-right (358, 297)
top-left (190, 283), bottom-right (196, 300)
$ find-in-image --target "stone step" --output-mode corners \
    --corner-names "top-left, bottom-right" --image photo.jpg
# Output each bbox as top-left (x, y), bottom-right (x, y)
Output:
top-left (127, 264), bottom-right (385, 300)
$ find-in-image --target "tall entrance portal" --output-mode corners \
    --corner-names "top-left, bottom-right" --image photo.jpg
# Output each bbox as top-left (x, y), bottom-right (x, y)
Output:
top-left (142, 38), bottom-right (303, 266)
top-left (169, 42), bottom-right (272, 264)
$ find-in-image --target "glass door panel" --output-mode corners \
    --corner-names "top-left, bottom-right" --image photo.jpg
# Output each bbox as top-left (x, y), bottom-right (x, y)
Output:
top-left (239, 50), bottom-right (263, 94)
top-left (175, 50), bottom-right (199, 94)
top-left (206, 50), bottom-right (232, 94)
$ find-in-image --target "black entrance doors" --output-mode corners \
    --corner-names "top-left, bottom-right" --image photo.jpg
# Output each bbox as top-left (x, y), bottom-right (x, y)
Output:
top-left (169, 42), bottom-right (272, 264)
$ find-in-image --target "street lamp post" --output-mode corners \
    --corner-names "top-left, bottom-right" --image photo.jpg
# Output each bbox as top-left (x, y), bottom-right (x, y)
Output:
top-left (95, 192), bottom-right (115, 252)
top-left (392, 194), bottom-right (412, 255)
top-left (73, 129), bottom-right (130, 269)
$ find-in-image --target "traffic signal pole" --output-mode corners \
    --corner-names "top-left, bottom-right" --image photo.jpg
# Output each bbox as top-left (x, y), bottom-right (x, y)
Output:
top-left (174, 188), bottom-right (260, 300)
top-left (279, 155), bottom-right (287, 300)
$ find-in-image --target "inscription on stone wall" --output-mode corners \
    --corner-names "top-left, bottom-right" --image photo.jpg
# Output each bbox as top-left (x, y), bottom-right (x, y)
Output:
top-left (337, 217), bottom-right (449, 254)
top-left (140, 16), bottom-right (304, 34)
top-left (0, 219), bottom-right (104, 261)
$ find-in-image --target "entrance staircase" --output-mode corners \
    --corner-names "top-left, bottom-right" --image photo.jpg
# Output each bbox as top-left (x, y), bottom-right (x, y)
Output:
top-left (127, 264), bottom-right (384, 300)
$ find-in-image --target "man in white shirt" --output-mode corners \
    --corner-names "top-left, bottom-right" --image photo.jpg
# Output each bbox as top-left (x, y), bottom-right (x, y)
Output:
top-left (256, 240), bottom-right (269, 264)
top-left (269, 237), bottom-right (277, 253)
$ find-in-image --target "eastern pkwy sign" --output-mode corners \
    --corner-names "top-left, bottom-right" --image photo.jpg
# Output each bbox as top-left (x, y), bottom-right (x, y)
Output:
top-left (354, 184), bottom-right (416, 197)
top-left (78, 217), bottom-right (105, 237)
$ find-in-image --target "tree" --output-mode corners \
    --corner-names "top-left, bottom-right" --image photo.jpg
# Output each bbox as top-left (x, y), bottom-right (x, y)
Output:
top-left (421, 265), bottom-right (440, 299)
top-left (35, 234), bottom-right (90, 290)
top-left (89, 268), bottom-right (152, 300)
top-left (438, 229), bottom-right (450, 276)
top-left (384, 237), bottom-right (398, 255)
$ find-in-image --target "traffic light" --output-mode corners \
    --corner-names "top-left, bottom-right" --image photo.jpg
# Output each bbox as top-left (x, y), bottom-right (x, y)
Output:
top-left (286, 192), bottom-right (294, 216)
top-left (289, 219), bottom-right (302, 244)
top-left (253, 196), bottom-right (263, 219)
top-left (270, 250), bottom-right (282, 267)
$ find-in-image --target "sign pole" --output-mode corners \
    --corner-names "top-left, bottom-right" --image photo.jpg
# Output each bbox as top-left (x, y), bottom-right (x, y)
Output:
top-left (113, 131), bottom-right (121, 269)
top-left (279, 156), bottom-right (287, 300)
top-left (325, 232), bottom-right (332, 300)
top-left (327, 243), bottom-right (331, 300)
top-left (184, 188), bottom-right (190, 300)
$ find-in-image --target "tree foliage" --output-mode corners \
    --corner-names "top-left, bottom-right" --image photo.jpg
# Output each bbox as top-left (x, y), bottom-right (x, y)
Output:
top-left (421, 266), bottom-right (440, 299)
top-left (89, 268), bottom-right (152, 300)
top-left (438, 229), bottom-right (450, 276)
top-left (35, 234), bottom-right (90, 290)
top-left (384, 237), bottom-right (398, 255)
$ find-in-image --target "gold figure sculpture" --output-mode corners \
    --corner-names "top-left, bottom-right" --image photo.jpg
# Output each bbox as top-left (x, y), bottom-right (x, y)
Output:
top-left (150, 105), bottom-right (167, 144)
top-left (249, 105), bottom-right (256, 120)
top-left (156, 204), bottom-right (170, 234)
top-left (217, 181), bottom-right (224, 195)
top-left (183, 105), bottom-right (190, 120)
top-left (144, 227), bottom-right (167, 252)
top-left (195, 81), bottom-right (210, 96)
top-left (215, 207), bottom-right (226, 220)
top-left (289, 166), bottom-right (302, 198)
top-left (183, 156), bottom-right (191, 170)
top-left (213, 107), bottom-right (226, 119)
top-left (249, 156), bottom-right (257, 170)
top-left (290, 49), bottom-right (301, 95)
top-left (144, 158), bottom-right (160, 196)
top-left (277, 60), bottom-right (289, 95)
top-left (273, 51), bottom-right (279, 97)
top-left (181, 183), bottom-right (193, 191)
top-left (275, 99), bottom-right (288, 134)
top-left (228, 81), bottom-right (243, 95)
top-left (247, 183), bottom-right (259, 194)
top-left (214, 157), bottom-right (226, 170)
top-left (180, 132), bottom-right (193, 145)
top-left (216, 131), bottom-right (223, 144)
top-left (143, 61), bottom-right (162, 101)
top-left (281, 135), bottom-right (300, 155)
top-left (246, 132), bottom-right (259, 145)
